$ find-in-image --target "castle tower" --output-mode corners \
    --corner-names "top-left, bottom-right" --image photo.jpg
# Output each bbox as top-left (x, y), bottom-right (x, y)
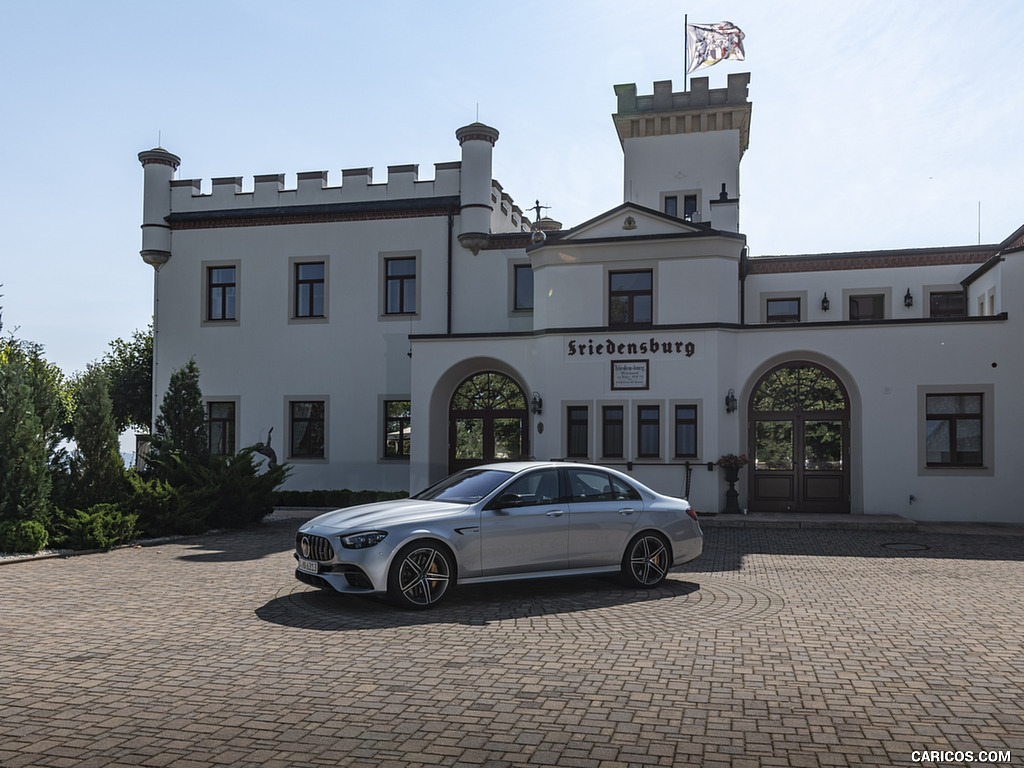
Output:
top-left (455, 122), bottom-right (499, 254)
top-left (612, 73), bottom-right (750, 231)
top-left (137, 147), bottom-right (181, 268)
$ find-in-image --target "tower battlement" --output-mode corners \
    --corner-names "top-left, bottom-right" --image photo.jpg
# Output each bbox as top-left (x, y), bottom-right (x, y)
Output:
top-left (149, 159), bottom-right (527, 235)
top-left (613, 72), bottom-right (751, 156)
top-left (168, 162), bottom-right (464, 212)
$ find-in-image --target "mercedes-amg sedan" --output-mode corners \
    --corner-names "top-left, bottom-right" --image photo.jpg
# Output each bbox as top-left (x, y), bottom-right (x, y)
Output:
top-left (294, 461), bottom-right (702, 609)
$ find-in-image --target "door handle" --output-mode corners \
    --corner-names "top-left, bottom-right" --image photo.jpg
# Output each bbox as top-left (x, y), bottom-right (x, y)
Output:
top-left (619, 508), bottom-right (635, 515)
top-left (545, 510), bottom-right (565, 517)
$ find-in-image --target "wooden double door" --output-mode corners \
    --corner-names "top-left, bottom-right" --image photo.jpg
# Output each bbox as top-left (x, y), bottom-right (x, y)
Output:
top-left (748, 363), bottom-right (850, 513)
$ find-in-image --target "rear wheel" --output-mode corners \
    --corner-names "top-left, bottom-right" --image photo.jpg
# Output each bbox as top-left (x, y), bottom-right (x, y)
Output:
top-left (621, 532), bottom-right (671, 588)
top-left (387, 541), bottom-right (454, 609)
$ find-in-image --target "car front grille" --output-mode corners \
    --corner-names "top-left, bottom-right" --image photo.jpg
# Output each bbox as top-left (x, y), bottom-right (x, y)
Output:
top-left (296, 533), bottom-right (335, 561)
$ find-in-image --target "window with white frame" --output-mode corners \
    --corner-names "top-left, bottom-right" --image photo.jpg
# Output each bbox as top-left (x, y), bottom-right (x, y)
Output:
top-left (674, 404), bottom-right (698, 458)
top-left (290, 400), bottom-right (326, 459)
top-left (637, 404), bottom-right (660, 458)
top-left (566, 405), bottom-right (589, 458)
top-left (926, 393), bottom-right (983, 467)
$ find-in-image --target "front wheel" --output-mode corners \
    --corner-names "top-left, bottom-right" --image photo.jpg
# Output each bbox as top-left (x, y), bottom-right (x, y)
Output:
top-left (621, 532), bottom-right (671, 588)
top-left (387, 541), bottom-right (454, 609)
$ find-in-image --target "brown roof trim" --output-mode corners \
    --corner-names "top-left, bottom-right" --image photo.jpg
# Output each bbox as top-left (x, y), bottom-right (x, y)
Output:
top-left (166, 197), bottom-right (460, 230)
top-left (746, 245), bottom-right (996, 274)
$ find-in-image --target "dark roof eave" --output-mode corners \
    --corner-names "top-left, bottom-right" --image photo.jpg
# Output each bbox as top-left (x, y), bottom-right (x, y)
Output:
top-left (166, 195), bottom-right (461, 226)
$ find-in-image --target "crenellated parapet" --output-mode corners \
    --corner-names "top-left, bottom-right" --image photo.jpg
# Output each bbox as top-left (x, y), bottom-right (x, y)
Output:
top-left (162, 162), bottom-right (529, 235)
top-left (168, 162), bottom-right (463, 213)
top-left (613, 72), bottom-right (751, 156)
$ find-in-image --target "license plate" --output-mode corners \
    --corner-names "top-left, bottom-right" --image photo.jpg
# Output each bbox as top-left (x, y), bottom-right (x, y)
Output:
top-left (297, 558), bottom-right (319, 574)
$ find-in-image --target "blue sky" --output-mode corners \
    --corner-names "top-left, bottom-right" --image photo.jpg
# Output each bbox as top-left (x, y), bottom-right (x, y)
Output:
top-left (1, 0), bottom-right (1021, 377)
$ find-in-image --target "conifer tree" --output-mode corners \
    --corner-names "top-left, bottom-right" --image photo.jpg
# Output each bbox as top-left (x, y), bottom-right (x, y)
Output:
top-left (0, 352), bottom-right (52, 524)
top-left (153, 359), bottom-right (208, 460)
top-left (72, 367), bottom-right (126, 507)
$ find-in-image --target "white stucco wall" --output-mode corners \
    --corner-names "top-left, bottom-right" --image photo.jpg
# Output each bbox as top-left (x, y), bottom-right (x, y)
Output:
top-left (622, 130), bottom-right (742, 219)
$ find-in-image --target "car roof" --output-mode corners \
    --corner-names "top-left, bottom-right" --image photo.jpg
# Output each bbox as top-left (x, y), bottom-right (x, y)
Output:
top-left (473, 460), bottom-right (622, 474)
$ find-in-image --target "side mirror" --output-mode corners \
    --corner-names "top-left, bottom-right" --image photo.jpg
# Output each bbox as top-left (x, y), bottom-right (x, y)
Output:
top-left (489, 493), bottom-right (522, 510)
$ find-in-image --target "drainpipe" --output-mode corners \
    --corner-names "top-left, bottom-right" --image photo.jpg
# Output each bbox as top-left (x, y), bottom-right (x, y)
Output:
top-left (447, 212), bottom-right (454, 334)
top-left (739, 245), bottom-right (748, 325)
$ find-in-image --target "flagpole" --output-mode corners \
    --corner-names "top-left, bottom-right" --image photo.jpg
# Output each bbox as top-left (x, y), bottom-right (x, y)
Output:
top-left (684, 14), bottom-right (688, 91)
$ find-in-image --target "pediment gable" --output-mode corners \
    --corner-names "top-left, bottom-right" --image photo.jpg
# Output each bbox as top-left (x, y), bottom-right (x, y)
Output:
top-left (554, 203), bottom-right (708, 242)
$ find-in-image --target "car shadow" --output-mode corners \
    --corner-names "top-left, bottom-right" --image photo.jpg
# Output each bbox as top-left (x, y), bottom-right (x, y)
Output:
top-left (255, 574), bottom-right (700, 631)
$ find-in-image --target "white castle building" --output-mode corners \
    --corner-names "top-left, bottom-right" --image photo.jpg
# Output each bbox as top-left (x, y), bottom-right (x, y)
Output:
top-left (138, 73), bottom-right (1023, 524)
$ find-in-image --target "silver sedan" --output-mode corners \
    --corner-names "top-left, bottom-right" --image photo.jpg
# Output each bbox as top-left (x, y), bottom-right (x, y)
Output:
top-left (294, 461), bottom-right (702, 609)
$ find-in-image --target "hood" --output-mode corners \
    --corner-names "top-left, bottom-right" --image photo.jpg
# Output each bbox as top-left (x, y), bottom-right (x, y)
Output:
top-left (300, 499), bottom-right (471, 533)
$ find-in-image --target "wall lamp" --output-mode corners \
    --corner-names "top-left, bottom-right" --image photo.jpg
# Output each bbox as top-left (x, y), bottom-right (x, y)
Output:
top-left (530, 392), bottom-right (543, 415)
top-left (821, 292), bottom-right (830, 312)
top-left (725, 388), bottom-right (738, 413)
top-left (904, 288), bottom-right (914, 308)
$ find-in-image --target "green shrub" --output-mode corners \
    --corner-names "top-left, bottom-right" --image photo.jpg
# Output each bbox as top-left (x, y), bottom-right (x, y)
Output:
top-left (127, 471), bottom-right (210, 538)
top-left (205, 449), bottom-right (290, 529)
top-left (0, 519), bottom-right (50, 553)
top-left (53, 504), bottom-right (138, 551)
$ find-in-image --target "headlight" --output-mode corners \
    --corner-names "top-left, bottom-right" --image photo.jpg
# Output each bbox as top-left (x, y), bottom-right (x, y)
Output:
top-left (340, 531), bottom-right (388, 549)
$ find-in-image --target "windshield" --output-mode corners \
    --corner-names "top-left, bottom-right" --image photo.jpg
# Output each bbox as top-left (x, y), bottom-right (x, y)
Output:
top-left (412, 469), bottom-right (514, 504)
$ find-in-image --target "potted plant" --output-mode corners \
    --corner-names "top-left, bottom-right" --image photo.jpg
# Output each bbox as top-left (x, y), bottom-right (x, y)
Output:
top-left (716, 453), bottom-right (748, 513)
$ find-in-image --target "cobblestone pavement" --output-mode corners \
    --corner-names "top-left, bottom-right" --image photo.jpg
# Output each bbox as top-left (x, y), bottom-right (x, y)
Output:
top-left (1, 520), bottom-right (1021, 767)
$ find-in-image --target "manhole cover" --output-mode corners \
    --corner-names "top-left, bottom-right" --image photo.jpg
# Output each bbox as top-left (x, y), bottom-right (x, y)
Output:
top-left (881, 542), bottom-right (930, 551)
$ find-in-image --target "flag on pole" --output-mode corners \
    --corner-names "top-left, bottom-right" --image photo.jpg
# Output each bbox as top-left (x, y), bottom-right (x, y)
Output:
top-left (685, 21), bottom-right (745, 74)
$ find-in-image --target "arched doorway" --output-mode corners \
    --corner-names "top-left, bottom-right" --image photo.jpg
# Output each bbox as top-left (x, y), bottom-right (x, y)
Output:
top-left (449, 371), bottom-right (529, 472)
top-left (748, 362), bottom-right (850, 513)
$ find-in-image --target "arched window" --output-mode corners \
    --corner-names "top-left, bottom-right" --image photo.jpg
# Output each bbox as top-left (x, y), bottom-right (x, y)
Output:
top-left (449, 372), bottom-right (529, 472)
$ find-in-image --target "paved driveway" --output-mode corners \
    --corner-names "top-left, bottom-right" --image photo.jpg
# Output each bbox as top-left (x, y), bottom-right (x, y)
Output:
top-left (1, 518), bottom-right (1021, 767)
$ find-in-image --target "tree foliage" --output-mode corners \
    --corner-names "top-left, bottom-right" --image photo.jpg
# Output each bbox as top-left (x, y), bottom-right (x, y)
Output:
top-left (97, 326), bottom-right (153, 432)
top-left (0, 338), bottom-right (69, 527)
top-left (71, 366), bottom-right (127, 508)
top-left (153, 358), bottom-right (208, 461)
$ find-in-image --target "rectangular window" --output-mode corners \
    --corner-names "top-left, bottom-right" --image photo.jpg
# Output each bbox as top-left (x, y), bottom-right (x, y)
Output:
top-left (208, 266), bottom-right (236, 321)
top-left (929, 291), bottom-right (966, 318)
top-left (566, 406), bottom-right (589, 458)
top-left (637, 405), bottom-right (660, 458)
top-left (295, 262), bottom-right (325, 318)
top-left (850, 294), bottom-right (884, 320)
top-left (609, 270), bottom-right (653, 327)
top-left (290, 401), bottom-right (325, 458)
top-left (683, 194), bottom-right (698, 220)
top-left (384, 400), bottom-right (411, 459)
top-left (514, 263), bottom-right (534, 310)
top-left (674, 405), bottom-right (698, 458)
top-left (208, 402), bottom-right (236, 456)
top-left (926, 394), bottom-right (982, 466)
top-left (664, 196), bottom-right (678, 217)
top-left (602, 405), bottom-right (624, 458)
top-left (766, 298), bottom-right (800, 323)
top-left (385, 257), bottom-right (416, 314)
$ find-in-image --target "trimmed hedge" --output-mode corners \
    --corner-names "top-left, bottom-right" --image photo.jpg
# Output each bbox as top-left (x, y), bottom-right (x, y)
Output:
top-left (272, 489), bottom-right (408, 509)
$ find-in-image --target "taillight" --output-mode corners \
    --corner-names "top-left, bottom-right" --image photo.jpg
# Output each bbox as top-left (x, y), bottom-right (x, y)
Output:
top-left (685, 506), bottom-right (698, 521)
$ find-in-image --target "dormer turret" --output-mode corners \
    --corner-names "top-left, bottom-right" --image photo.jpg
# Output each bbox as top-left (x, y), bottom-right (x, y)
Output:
top-left (138, 147), bottom-right (180, 268)
top-left (455, 122), bottom-right (499, 254)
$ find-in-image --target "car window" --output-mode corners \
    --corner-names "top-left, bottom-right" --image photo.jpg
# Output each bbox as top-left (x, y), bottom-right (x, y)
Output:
top-left (498, 469), bottom-right (561, 507)
top-left (412, 469), bottom-right (513, 503)
top-left (609, 475), bottom-right (642, 501)
top-left (568, 469), bottom-right (640, 502)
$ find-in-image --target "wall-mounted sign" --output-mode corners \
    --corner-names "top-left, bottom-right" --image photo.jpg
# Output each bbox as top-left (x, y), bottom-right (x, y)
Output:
top-left (567, 336), bottom-right (697, 358)
top-left (611, 360), bottom-right (649, 390)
